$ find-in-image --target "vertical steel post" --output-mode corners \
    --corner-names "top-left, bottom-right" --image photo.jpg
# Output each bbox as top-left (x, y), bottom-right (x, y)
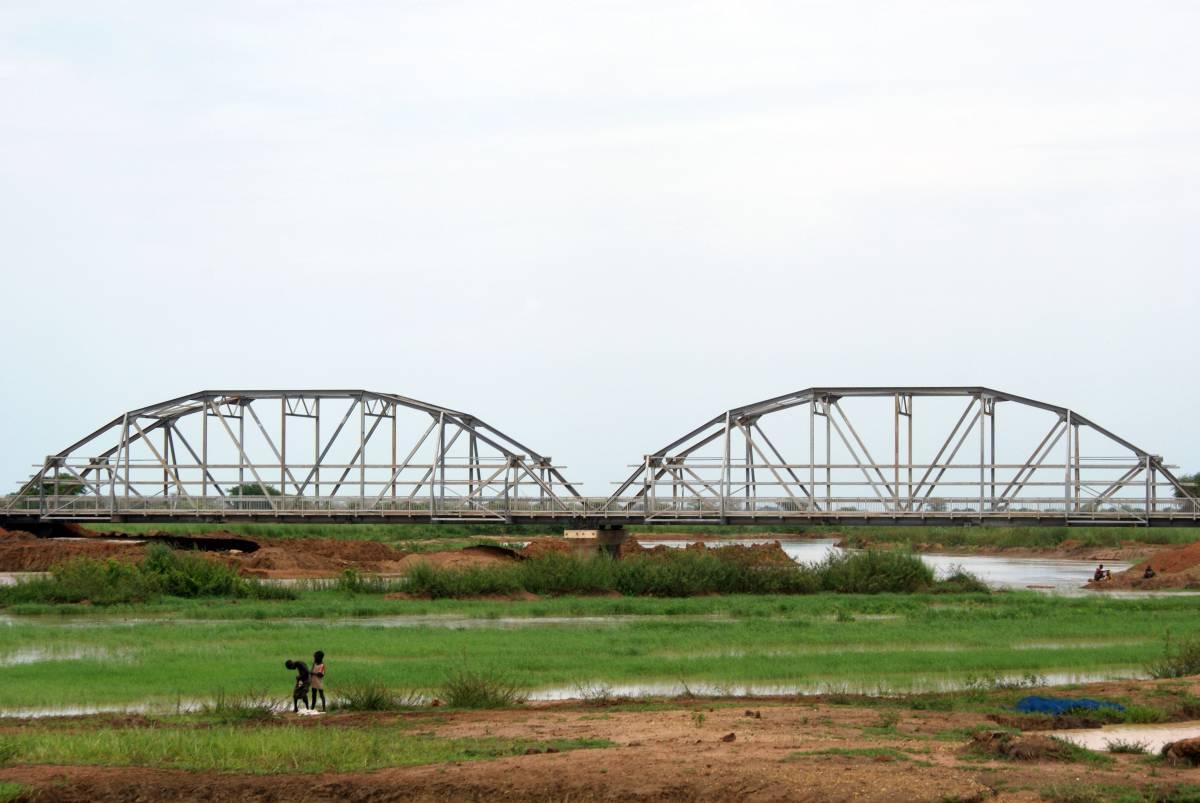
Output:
top-left (989, 401), bottom-right (996, 510)
top-left (1080, 422), bottom-right (1089, 511)
top-left (40, 457), bottom-right (49, 516)
top-left (744, 431), bottom-right (753, 501)
top-left (1064, 411), bottom-right (1072, 517)
top-left (359, 395), bottom-right (367, 508)
top-left (894, 394), bottom-right (900, 513)
top-left (1145, 455), bottom-right (1152, 516)
top-left (280, 398), bottom-right (287, 498)
top-left (237, 405), bottom-right (245, 491)
top-left (907, 396), bottom-right (913, 510)
top-left (720, 412), bottom-right (731, 520)
top-left (122, 415), bottom-right (131, 502)
top-left (390, 403), bottom-right (397, 500)
top-left (162, 427), bottom-right (169, 499)
top-left (808, 400), bottom-right (816, 512)
top-left (825, 400), bottom-right (831, 509)
top-left (979, 396), bottom-right (986, 516)
top-left (201, 403), bottom-right (208, 501)
top-left (313, 398), bottom-right (321, 500)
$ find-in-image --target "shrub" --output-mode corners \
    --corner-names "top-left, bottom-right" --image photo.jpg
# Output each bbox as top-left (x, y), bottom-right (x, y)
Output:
top-left (201, 690), bottom-right (277, 721)
top-left (440, 667), bottom-right (526, 709)
top-left (404, 561), bottom-right (524, 598)
top-left (333, 681), bottom-right (423, 711)
top-left (1147, 632), bottom-right (1200, 679)
top-left (815, 550), bottom-right (934, 594)
top-left (0, 545), bottom-right (294, 606)
top-left (1104, 738), bottom-right (1149, 754)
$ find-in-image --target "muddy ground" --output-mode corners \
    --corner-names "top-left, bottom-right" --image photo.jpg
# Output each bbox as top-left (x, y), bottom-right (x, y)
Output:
top-left (4, 678), bottom-right (1200, 801)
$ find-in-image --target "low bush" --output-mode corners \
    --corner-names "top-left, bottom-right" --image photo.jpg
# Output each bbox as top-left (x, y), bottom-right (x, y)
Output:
top-left (814, 550), bottom-right (935, 594)
top-left (1147, 632), bottom-right (1200, 679)
top-left (0, 544), bottom-right (294, 606)
top-left (333, 681), bottom-right (423, 711)
top-left (201, 690), bottom-right (277, 722)
top-left (440, 667), bottom-right (526, 709)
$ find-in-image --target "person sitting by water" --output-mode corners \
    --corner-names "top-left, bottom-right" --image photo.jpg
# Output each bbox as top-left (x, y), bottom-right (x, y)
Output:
top-left (1093, 564), bottom-right (1111, 582)
top-left (285, 659), bottom-right (311, 712)
top-left (1144, 565), bottom-right (1157, 579)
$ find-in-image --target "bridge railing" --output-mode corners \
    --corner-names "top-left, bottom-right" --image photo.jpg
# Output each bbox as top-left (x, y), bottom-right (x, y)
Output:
top-left (6, 494), bottom-right (1198, 521)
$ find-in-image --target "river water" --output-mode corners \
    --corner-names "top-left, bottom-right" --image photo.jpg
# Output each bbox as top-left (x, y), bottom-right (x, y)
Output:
top-left (647, 538), bottom-right (1131, 591)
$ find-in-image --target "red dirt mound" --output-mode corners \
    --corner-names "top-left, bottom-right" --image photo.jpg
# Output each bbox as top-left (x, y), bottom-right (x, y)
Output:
top-left (518, 537), bottom-right (571, 559)
top-left (617, 539), bottom-right (793, 566)
top-left (1092, 541), bottom-right (1200, 590)
top-left (0, 530), bottom-right (145, 571)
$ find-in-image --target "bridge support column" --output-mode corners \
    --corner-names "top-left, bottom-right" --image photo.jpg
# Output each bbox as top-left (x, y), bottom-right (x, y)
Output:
top-left (563, 527), bottom-right (626, 558)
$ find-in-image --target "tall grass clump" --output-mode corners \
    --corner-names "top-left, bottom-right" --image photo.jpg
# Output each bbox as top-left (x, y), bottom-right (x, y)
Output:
top-left (200, 690), bottom-right (277, 721)
top-left (440, 667), bottom-right (526, 709)
top-left (404, 561), bottom-right (524, 598)
top-left (1147, 632), bottom-right (1200, 679)
top-left (814, 550), bottom-right (934, 594)
top-left (333, 681), bottom-right (424, 711)
top-left (0, 544), bottom-right (294, 606)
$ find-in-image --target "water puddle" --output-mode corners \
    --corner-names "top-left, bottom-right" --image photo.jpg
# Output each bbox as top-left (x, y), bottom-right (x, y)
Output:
top-left (1051, 721), bottom-right (1200, 753)
top-left (0, 646), bottom-right (121, 667)
top-left (529, 669), bottom-right (1147, 702)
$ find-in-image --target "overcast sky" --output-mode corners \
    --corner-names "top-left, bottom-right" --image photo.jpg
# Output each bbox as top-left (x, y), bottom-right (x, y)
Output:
top-left (1, 1), bottom-right (1197, 493)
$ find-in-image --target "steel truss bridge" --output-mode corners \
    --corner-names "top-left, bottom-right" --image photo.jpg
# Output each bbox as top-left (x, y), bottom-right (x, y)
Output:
top-left (2, 387), bottom-right (1197, 527)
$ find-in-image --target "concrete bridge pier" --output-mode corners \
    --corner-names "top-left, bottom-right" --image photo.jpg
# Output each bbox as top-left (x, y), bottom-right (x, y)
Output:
top-left (563, 527), bottom-right (627, 558)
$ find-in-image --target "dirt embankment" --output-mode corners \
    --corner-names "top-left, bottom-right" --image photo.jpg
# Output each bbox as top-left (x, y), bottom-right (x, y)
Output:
top-left (1090, 540), bottom-right (1200, 591)
top-left (0, 529), bottom-right (796, 581)
top-left (0, 527), bottom-right (519, 580)
top-left (619, 538), bottom-right (795, 565)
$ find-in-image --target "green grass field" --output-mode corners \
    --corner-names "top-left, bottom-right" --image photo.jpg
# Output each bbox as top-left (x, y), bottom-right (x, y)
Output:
top-left (2, 592), bottom-right (1197, 711)
top-left (0, 723), bottom-right (610, 773)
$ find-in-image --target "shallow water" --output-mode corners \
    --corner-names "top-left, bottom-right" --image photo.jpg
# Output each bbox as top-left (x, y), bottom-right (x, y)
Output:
top-left (1051, 721), bottom-right (1200, 753)
top-left (0, 646), bottom-right (118, 667)
top-left (528, 668), bottom-right (1148, 701)
top-left (650, 538), bottom-right (1132, 591)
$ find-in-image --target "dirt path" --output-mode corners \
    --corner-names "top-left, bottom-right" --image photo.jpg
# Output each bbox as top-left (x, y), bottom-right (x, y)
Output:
top-left (6, 680), bottom-right (1200, 801)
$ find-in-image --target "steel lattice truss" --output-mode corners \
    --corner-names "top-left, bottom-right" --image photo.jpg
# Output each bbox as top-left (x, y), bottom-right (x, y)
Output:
top-left (4, 390), bottom-right (579, 521)
top-left (604, 387), bottom-right (1197, 524)
top-left (3, 387), bottom-right (1197, 524)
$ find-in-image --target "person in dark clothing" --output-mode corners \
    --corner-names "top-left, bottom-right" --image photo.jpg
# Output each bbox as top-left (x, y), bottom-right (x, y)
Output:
top-left (1144, 565), bottom-right (1157, 579)
top-left (285, 659), bottom-right (311, 712)
top-left (310, 650), bottom-right (326, 712)
top-left (1093, 564), bottom-right (1111, 582)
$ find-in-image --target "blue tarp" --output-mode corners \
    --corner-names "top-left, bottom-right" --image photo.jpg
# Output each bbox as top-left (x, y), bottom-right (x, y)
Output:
top-left (1014, 696), bottom-right (1125, 715)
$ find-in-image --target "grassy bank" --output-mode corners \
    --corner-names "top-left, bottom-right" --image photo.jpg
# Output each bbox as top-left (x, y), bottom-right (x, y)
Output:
top-left (398, 549), bottom-right (983, 598)
top-left (0, 548), bottom-right (982, 607)
top-left (0, 593), bottom-right (1197, 711)
top-left (0, 722), bottom-right (608, 773)
top-left (95, 522), bottom-right (1200, 550)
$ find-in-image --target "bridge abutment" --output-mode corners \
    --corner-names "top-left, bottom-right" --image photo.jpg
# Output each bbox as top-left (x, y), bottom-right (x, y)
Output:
top-left (563, 527), bottom-right (626, 558)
